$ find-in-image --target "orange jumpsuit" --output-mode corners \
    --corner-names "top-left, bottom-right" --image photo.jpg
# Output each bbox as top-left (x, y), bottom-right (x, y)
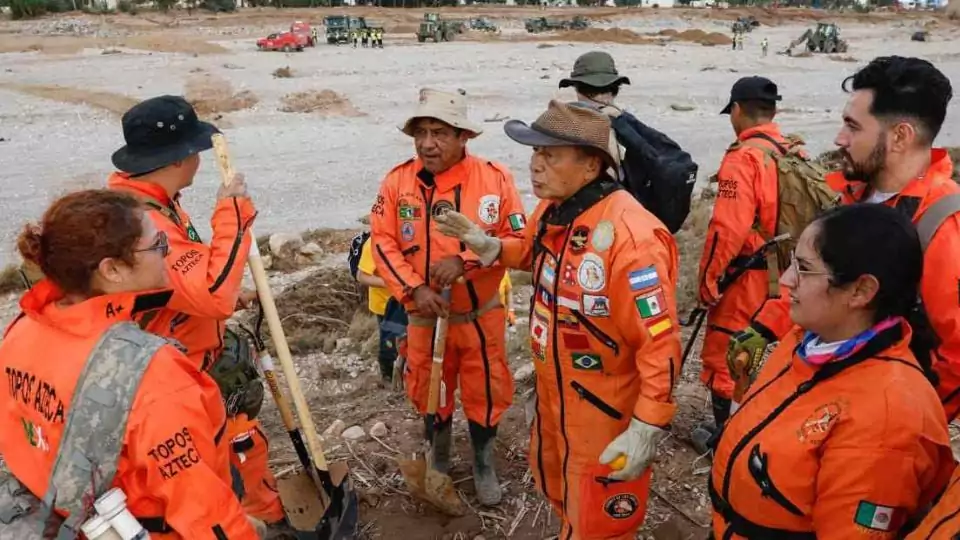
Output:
top-left (108, 173), bottom-right (284, 523)
top-left (711, 321), bottom-right (954, 540)
top-left (498, 179), bottom-right (683, 539)
top-left (698, 124), bottom-right (785, 401)
top-left (0, 281), bottom-right (257, 539)
top-left (370, 154), bottom-right (525, 427)
top-left (749, 150), bottom-right (960, 418)
top-left (907, 466), bottom-right (960, 539)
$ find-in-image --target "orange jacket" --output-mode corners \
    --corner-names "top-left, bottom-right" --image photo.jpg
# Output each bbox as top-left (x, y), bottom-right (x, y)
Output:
top-left (0, 280), bottom-right (256, 539)
top-left (370, 154), bottom-right (525, 314)
top-left (907, 466), bottom-right (960, 539)
top-left (698, 123), bottom-right (783, 305)
top-left (499, 180), bottom-right (683, 427)
top-left (751, 150), bottom-right (960, 416)
top-left (711, 320), bottom-right (954, 540)
top-left (108, 173), bottom-right (256, 370)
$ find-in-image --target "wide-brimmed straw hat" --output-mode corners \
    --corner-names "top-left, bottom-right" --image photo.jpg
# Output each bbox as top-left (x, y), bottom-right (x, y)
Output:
top-left (504, 100), bottom-right (620, 170)
top-left (398, 88), bottom-right (483, 139)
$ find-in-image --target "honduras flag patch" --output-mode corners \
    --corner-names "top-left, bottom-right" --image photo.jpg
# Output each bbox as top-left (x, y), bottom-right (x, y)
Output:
top-left (628, 266), bottom-right (660, 291)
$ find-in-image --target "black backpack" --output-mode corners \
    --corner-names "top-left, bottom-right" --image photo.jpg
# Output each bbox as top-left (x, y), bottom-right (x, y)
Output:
top-left (347, 230), bottom-right (370, 281)
top-left (610, 111), bottom-right (698, 233)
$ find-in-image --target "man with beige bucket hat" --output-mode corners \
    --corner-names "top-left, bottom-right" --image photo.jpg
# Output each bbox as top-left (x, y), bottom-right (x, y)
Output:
top-left (370, 87), bottom-right (526, 506)
top-left (435, 100), bottom-right (683, 537)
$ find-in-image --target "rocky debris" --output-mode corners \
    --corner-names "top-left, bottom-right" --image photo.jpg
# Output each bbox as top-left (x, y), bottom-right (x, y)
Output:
top-left (370, 421), bottom-right (388, 438)
top-left (323, 419), bottom-right (346, 438)
top-left (670, 103), bottom-right (696, 112)
top-left (513, 363), bottom-right (535, 382)
top-left (341, 425), bottom-right (366, 441)
top-left (299, 242), bottom-right (324, 263)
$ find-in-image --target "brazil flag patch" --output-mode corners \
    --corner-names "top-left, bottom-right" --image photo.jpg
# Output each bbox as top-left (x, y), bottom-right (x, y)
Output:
top-left (572, 352), bottom-right (602, 371)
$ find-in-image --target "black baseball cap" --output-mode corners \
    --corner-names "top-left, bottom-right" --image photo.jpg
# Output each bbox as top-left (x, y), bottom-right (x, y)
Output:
top-left (112, 95), bottom-right (220, 176)
top-left (720, 76), bottom-right (782, 115)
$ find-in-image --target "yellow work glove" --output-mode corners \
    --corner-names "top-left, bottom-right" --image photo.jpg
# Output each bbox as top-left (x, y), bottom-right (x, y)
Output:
top-left (726, 324), bottom-right (770, 384)
top-left (434, 210), bottom-right (501, 266)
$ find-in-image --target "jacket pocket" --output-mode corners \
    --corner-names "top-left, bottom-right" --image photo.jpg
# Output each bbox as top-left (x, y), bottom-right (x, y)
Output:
top-left (748, 444), bottom-right (804, 517)
top-left (571, 310), bottom-right (619, 356)
top-left (570, 380), bottom-right (623, 421)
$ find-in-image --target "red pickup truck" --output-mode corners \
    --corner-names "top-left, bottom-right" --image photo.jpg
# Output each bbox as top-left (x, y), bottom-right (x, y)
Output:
top-left (256, 31), bottom-right (306, 52)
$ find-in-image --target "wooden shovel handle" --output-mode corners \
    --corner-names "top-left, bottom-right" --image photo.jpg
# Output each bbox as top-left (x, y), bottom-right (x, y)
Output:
top-left (210, 133), bottom-right (329, 471)
top-left (425, 289), bottom-right (451, 416)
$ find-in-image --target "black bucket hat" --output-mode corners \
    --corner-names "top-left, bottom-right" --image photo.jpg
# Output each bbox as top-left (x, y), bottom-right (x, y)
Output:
top-left (559, 51), bottom-right (631, 90)
top-left (112, 95), bottom-right (220, 176)
top-left (720, 76), bottom-right (782, 115)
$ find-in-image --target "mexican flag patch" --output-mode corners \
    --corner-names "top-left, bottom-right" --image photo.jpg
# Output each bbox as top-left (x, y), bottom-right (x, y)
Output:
top-left (508, 213), bottom-right (526, 232)
top-left (854, 501), bottom-right (902, 532)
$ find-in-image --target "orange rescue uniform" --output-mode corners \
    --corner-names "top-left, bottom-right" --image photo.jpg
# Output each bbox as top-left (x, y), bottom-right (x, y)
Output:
top-left (0, 281), bottom-right (257, 539)
top-left (907, 466), bottom-right (960, 539)
top-left (698, 124), bottom-right (786, 401)
top-left (749, 150), bottom-right (960, 418)
top-left (711, 321), bottom-right (953, 539)
top-left (498, 179), bottom-right (682, 539)
top-left (108, 173), bottom-right (284, 523)
top-left (370, 154), bottom-right (525, 427)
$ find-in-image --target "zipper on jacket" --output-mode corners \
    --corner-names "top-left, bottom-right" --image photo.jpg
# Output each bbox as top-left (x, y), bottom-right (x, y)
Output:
top-left (549, 225), bottom-right (576, 534)
top-left (419, 185), bottom-right (435, 287)
top-left (570, 380), bottom-right (623, 420)
top-left (747, 443), bottom-right (804, 516)
top-left (571, 310), bottom-right (619, 355)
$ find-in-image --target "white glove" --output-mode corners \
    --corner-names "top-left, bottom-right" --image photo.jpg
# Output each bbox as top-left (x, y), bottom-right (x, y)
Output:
top-left (598, 418), bottom-right (667, 481)
top-left (433, 210), bottom-right (502, 267)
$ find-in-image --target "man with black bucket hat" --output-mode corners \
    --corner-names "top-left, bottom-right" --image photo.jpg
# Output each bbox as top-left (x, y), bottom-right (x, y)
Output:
top-left (107, 95), bottom-right (287, 529)
top-left (435, 100), bottom-right (683, 538)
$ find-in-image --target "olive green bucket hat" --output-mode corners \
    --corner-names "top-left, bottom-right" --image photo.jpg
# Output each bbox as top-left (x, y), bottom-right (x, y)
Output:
top-left (559, 51), bottom-right (631, 90)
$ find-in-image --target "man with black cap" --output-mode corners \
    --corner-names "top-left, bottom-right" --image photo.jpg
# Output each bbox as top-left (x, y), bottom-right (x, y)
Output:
top-left (692, 76), bottom-right (791, 453)
top-left (107, 95), bottom-right (286, 528)
top-left (435, 100), bottom-right (682, 538)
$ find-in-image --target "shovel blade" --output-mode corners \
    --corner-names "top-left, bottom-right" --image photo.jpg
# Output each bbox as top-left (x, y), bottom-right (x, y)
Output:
top-left (277, 461), bottom-right (359, 540)
top-left (397, 456), bottom-right (428, 500)
top-left (398, 455), bottom-right (465, 517)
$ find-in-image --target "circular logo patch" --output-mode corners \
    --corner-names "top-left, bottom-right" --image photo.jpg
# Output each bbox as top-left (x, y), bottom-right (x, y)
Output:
top-left (577, 253), bottom-right (606, 293)
top-left (432, 200), bottom-right (455, 218)
top-left (604, 493), bottom-right (639, 520)
top-left (591, 220), bottom-right (615, 252)
top-left (478, 194), bottom-right (501, 225)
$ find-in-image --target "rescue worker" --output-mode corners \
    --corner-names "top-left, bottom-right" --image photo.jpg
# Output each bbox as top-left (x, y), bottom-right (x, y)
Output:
top-left (560, 51), bottom-right (630, 110)
top-left (435, 100), bottom-right (683, 539)
top-left (692, 76), bottom-right (787, 451)
top-left (711, 203), bottom-right (954, 539)
top-left (0, 189), bottom-right (260, 539)
top-left (361, 28), bottom-right (369, 48)
top-left (106, 95), bottom-right (285, 527)
top-left (908, 466), bottom-right (960, 538)
top-left (727, 56), bottom-right (960, 419)
top-left (351, 29), bottom-right (358, 48)
top-left (357, 232), bottom-right (407, 385)
top-left (761, 37), bottom-right (768, 57)
top-left (370, 87), bottom-right (525, 507)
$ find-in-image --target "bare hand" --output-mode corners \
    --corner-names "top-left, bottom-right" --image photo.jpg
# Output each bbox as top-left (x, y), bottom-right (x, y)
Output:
top-left (235, 288), bottom-right (258, 311)
top-left (430, 256), bottom-right (464, 289)
top-left (217, 172), bottom-right (249, 200)
top-left (412, 286), bottom-right (449, 318)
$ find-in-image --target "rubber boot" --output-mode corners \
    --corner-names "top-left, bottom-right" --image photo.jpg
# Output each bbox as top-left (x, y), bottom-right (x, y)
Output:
top-left (690, 392), bottom-right (732, 455)
top-left (427, 416), bottom-right (453, 474)
top-left (376, 354), bottom-right (394, 386)
top-left (469, 421), bottom-right (501, 506)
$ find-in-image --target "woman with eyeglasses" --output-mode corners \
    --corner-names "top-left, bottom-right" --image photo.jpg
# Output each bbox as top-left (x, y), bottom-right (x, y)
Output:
top-left (0, 190), bottom-right (260, 539)
top-left (709, 203), bottom-right (955, 539)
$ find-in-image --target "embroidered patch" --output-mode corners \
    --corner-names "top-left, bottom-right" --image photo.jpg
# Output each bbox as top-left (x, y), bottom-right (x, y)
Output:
top-left (854, 501), bottom-right (903, 532)
top-left (562, 332), bottom-right (591, 350)
top-left (561, 263), bottom-right (577, 287)
top-left (797, 402), bottom-right (842, 444)
top-left (570, 226), bottom-right (589, 253)
top-left (646, 314), bottom-right (673, 340)
top-left (628, 265), bottom-right (660, 291)
top-left (591, 220), bottom-right (615, 252)
top-left (634, 288), bottom-right (666, 319)
top-left (557, 313), bottom-right (580, 329)
top-left (186, 223), bottom-right (203, 243)
top-left (541, 263), bottom-right (557, 288)
top-left (557, 290), bottom-right (580, 311)
top-left (531, 316), bottom-right (549, 363)
top-left (432, 200), bottom-right (455, 218)
top-left (508, 213), bottom-right (526, 232)
top-left (398, 198), bottom-right (422, 221)
top-left (582, 294), bottom-right (611, 317)
top-left (401, 222), bottom-right (415, 242)
top-left (478, 194), bottom-right (501, 225)
top-left (539, 287), bottom-right (555, 308)
top-left (577, 253), bottom-right (606, 293)
top-left (534, 301), bottom-right (551, 322)
top-left (604, 493), bottom-right (638, 519)
top-left (572, 352), bottom-right (603, 371)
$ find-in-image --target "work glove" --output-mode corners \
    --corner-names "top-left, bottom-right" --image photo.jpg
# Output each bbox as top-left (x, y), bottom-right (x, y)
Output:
top-left (726, 324), bottom-right (770, 381)
top-left (434, 211), bottom-right (502, 266)
top-left (598, 418), bottom-right (667, 481)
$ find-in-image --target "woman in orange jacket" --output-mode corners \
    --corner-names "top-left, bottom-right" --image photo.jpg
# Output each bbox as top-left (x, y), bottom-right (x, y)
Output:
top-left (0, 190), bottom-right (259, 539)
top-left (711, 203), bottom-right (955, 539)
top-left (908, 466), bottom-right (960, 539)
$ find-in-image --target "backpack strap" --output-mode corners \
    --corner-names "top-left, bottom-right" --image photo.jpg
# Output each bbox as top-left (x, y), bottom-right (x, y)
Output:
top-left (139, 197), bottom-right (183, 228)
top-left (43, 322), bottom-right (168, 539)
top-left (916, 193), bottom-right (960, 251)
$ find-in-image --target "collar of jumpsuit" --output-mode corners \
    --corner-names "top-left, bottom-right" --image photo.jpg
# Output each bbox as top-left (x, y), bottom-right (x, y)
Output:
top-left (827, 148), bottom-right (953, 203)
top-left (735, 122), bottom-right (782, 143)
top-left (108, 171), bottom-right (178, 207)
top-left (414, 152), bottom-right (474, 190)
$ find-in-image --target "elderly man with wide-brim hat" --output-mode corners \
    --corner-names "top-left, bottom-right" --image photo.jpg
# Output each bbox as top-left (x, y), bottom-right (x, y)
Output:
top-left (435, 100), bottom-right (683, 537)
top-left (106, 95), bottom-right (288, 528)
top-left (369, 88), bottom-right (527, 507)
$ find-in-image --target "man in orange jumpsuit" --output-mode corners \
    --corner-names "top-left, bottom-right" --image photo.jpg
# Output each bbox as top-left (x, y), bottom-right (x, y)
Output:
top-left (370, 88), bottom-right (525, 507)
top-left (436, 100), bottom-right (683, 539)
top-left (693, 76), bottom-right (787, 450)
top-left (727, 56), bottom-right (960, 419)
top-left (107, 95), bottom-right (285, 525)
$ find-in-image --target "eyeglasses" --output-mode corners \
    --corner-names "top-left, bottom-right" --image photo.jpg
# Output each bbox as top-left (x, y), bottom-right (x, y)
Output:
top-left (790, 250), bottom-right (830, 282)
top-left (135, 231), bottom-right (169, 258)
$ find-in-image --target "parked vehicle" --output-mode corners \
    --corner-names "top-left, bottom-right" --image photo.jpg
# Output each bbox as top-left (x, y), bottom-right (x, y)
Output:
top-left (257, 31), bottom-right (305, 52)
top-left (324, 15), bottom-right (384, 45)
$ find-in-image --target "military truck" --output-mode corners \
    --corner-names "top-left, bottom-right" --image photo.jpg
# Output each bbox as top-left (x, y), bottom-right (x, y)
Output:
top-left (524, 16), bottom-right (588, 33)
top-left (469, 17), bottom-right (499, 32)
top-left (417, 13), bottom-right (456, 43)
top-left (784, 22), bottom-right (849, 54)
top-left (731, 16), bottom-right (759, 34)
top-left (324, 15), bottom-right (383, 45)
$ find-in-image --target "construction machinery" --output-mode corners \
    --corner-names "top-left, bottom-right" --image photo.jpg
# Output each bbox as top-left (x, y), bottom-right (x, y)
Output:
top-left (912, 30), bottom-right (929, 41)
top-left (323, 15), bottom-right (383, 45)
top-left (784, 22), bottom-right (849, 55)
top-left (731, 15), bottom-right (759, 33)
top-left (524, 15), bottom-right (590, 33)
top-left (469, 17), bottom-right (499, 32)
top-left (417, 13), bottom-right (456, 43)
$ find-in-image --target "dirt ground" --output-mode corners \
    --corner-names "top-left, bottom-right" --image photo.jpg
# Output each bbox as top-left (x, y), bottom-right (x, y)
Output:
top-left (3, 5), bottom-right (960, 539)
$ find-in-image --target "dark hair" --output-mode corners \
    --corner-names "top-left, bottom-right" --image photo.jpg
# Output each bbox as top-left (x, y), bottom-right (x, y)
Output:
top-left (18, 190), bottom-right (145, 296)
top-left (842, 55), bottom-right (953, 145)
top-left (574, 82), bottom-right (621, 99)
top-left (736, 99), bottom-right (776, 121)
top-left (812, 203), bottom-right (936, 382)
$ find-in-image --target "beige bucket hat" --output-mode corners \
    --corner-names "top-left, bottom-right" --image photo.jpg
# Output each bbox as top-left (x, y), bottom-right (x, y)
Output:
top-left (399, 88), bottom-right (483, 139)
